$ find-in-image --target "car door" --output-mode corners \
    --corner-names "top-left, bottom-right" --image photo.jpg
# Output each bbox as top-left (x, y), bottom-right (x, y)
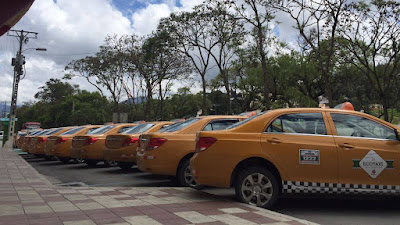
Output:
top-left (329, 112), bottom-right (400, 187)
top-left (261, 112), bottom-right (338, 184)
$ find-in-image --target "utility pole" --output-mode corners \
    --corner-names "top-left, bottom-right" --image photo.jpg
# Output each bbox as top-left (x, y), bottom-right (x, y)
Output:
top-left (4, 30), bottom-right (40, 147)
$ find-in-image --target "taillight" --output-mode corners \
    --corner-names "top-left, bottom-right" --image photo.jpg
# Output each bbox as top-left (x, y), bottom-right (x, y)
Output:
top-left (195, 137), bottom-right (217, 153)
top-left (55, 137), bottom-right (68, 145)
top-left (146, 138), bottom-right (167, 151)
top-left (122, 137), bottom-right (139, 147)
top-left (37, 137), bottom-right (47, 143)
top-left (84, 137), bottom-right (98, 146)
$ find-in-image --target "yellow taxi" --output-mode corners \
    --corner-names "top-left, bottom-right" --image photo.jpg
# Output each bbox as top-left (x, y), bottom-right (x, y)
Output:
top-left (70, 123), bottom-right (137, 166)
top-left (29, 127), bottom-right (75, 158)
top-left (190, 108), bottom-right (400, 208)
top-left (20, 130), bottom-right (43, 152)
top-left (137, 116), bottom-right (246, 187)
top-left (44, 125), bottom-right (102, 163)
top-left (104, 121), bottom-right (173, 169)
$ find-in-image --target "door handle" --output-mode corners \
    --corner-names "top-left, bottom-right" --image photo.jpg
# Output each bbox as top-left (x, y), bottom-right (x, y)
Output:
top-left (267, 138), bottom-right (282, 144)
top-left (339, 143), bottom-right (354, 149)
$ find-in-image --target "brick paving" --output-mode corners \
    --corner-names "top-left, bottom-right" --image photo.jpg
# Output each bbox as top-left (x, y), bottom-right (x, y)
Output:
top-left (0, 147), bottom-right (318, 225)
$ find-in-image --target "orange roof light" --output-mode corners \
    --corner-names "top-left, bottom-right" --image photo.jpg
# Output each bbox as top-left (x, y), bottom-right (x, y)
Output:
top-left (334, 102), bottom-right (355, 111)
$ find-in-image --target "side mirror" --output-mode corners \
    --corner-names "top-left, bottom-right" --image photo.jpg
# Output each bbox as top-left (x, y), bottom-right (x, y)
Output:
top-left (395, 129), bottom-right (400, 141)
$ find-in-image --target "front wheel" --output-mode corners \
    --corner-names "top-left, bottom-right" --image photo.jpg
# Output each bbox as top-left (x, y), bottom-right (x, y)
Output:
top-left (235, 166), bottom-right (279, 209)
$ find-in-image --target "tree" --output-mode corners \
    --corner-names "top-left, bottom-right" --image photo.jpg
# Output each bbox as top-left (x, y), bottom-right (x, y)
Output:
top-left (34, 78), bottom-right (78, 103)
top-left (224, 0), bottom-right (276, 109)
top-left (273, 0), bottom-right (349, 107)
top-left (159, 9), bottom-right (218, 115)
top-left (203, 2), bottom-right (246, 114)
top-left (65, 35), bottom-right (126, 121)
top-left (142, 31), bottom-right (192, 120)
top-left (340, 0), bottom-right (400, 121)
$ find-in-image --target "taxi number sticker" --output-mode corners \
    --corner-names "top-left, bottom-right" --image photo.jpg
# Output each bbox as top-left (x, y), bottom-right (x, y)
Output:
top-left (299, 149), bottom-right (320, 165)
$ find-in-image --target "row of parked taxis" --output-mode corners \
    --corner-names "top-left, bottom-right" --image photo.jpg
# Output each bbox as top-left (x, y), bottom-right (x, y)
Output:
top-left (17, 107), bottom-right (400, 208)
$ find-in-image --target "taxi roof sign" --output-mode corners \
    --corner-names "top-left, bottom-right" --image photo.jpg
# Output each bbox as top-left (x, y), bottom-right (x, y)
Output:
top-left (334, 102), bottom-right (355, 111)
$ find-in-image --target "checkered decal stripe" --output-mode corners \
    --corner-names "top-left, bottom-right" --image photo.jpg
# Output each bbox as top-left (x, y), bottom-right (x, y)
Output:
top-left (282, 181), bottom-right (400, 195)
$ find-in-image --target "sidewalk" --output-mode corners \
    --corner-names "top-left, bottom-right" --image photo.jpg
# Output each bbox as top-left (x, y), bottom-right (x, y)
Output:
top-left (0, 147), bottom-right (317, 225)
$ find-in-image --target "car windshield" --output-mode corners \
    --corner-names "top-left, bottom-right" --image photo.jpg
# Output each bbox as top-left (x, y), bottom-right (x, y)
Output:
top-left (90, 125), bottom-right (115, 134)
top-left (60, 127), bottom-right (84, 135)
top-left (123, 123), bottom-right (155, 134)
top-left (161, 118), bottom-right (200, 133)
top-left (226, 112), bottom-right (267, 129)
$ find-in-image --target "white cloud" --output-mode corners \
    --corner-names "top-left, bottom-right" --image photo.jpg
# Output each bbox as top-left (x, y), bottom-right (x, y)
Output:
top-left (131, 3), bottom-right (175, 35)
top-left (0, 0), bottom-right (134, 103)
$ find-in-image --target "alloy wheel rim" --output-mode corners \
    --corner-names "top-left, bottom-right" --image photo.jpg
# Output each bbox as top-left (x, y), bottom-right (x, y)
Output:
top-left (184, 165), bottom-right (197, 187)
top-left (107, 160), bottom-right (118, 166)
top-left (76, 158), bottom-right (84, 163)
top-left (241, 173), bottom-right (273, 206)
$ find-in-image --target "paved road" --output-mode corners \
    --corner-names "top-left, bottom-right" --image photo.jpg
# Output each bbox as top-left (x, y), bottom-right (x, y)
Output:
top-left (24, 155), bottom-right (400, 225)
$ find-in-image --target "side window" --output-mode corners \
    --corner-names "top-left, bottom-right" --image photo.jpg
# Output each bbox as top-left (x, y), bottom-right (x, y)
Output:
top-left (266, 113), bottom-right (327, 135)
top-left (118, 126), bottom-right (132, 133)
top-left (331, 114), bottom-right (396, 140)
top-left (203, 119), bottom-right (239, 131)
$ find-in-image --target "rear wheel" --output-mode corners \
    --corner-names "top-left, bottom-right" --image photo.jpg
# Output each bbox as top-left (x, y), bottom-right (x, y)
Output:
top-left (177, 159), bottom-right (203, 189)
top-left (235, 166), bottom-right (279, 209)
top-left (118, 162), bottom-right (134, 170)
top-left (59, 157), bottom-right (71, 164)
top-left (85, 159), bottom-right (98, 167)
top-left (43, 155), bottom-right (53, 161)
top-left (104, 160), bottom-right (118, 167)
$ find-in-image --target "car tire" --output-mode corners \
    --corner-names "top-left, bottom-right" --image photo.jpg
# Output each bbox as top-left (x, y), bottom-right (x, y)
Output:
top-left (118, 162), bottom-right (134, 170)
top-left (43, 155), bottom-right (53, 161)
top-left (177, 159), bottom-right (203, 189)
top-left (104, 160), bottom-right (118, 167)
top-left (85, 159), bottom-right (98, 167)
top-left (59, 157), bottom-right (70, 164)
top-left (235, 166), bottom-right (279, 209)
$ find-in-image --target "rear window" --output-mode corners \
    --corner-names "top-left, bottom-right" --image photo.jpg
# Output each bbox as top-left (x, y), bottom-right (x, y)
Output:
top-left (90, 125), bottom-right (115, 134)
top-left (45, 128), bottom-right (63, 135)
top-left (32, 130), bottom-right (47, 136)
top-left (158, 121), bottom-right (182, 132)
top-left (118, 126), bottom-right (134, 133)
top-left (60, 127), bottom-right (84, 135)
top-left (226, 112), bottom-right (267, 129)
top-left (203, 119), bottom-right (240, 131)
top-left (161, 118), bottom-right (200, 132)
top-left (86, 127), bottom-right (100, 134)
top-left (123, 124), bottom-right (155, 134)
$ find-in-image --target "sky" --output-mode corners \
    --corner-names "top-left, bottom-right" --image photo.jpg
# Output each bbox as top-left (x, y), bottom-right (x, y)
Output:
top-left (0, 0), bottom-right (297, 104)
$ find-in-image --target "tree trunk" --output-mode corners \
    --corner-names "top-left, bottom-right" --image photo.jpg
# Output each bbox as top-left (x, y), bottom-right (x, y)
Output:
top-left (144, 79), bottom-right (152, 121)
top-left (201, 75), bottom-right (208, 115)
top-left (158, 82), bottom-right (164, 120)
top-left (222, 70), bottom-right (232, 114)
top-left (257, 26), bottom-right (271, 110)
top-left (383, 99), bottom-right (389, 122)
top-left (324, 71), bottom-right (334, 108)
